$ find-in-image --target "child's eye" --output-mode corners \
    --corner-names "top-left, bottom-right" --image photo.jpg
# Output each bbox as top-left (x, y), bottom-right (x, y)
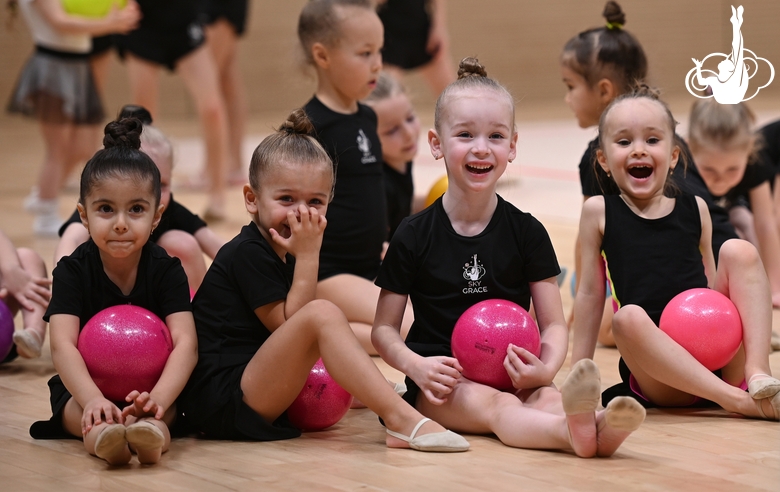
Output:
top-left (130, 205), bottom-right (145, 214)
top-left (279, 195), bottom-right (293, 202)
top-left (457, 132), bottom-right (471, 138)
top-left (617, 139), bottom-right (630, 146)
top-left (647, 137), bottom-right (660, 144)
top-left (309, 198), bottom-right (323, 206)
top-left (490, 133), bottom-right (505, 139)
top-left (98, 204), bottom-right (112, 213)
top-left (383, 126), bottom-right (400, 136)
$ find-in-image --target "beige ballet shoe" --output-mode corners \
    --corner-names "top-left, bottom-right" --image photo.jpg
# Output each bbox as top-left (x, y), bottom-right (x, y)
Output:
top-left (125, 421), bottom-right (165, 451)
top-left (601, 397), bottom-right (646, 432)
top-left (94, 424), bottom-right (128, 462)
top-left (748, 374), bottom-right (780, 400)
top-left (13, 329), bottom-right (42, 359)
top-left (770, 331), bottom-right (780, 351)
top-left (386, 418), bottom-right (470, 452)
top-left (391, 380), bottom-right (407, 396)
top-left (755, 392), bottom-right (780, 421)
top-left (561, 359), bottom-right (602, 415)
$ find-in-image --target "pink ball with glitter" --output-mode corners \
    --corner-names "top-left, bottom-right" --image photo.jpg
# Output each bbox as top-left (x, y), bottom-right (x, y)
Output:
top-left (287, 359), bottom-right (353, 431)
top-left (78, 305), bottom-right (172, 401)
top-left (451, 299), bottom-right (541, 390)
top-left (659, 288), bottom-right (742, 371)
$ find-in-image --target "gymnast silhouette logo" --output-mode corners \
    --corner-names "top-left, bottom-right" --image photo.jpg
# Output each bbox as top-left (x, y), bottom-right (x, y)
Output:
top-left (463, 254), bottom-right (486, 282)
top-left (357, 129), bottom-right (376, 164)
top-left (685, 5), bottom-right (774, 104)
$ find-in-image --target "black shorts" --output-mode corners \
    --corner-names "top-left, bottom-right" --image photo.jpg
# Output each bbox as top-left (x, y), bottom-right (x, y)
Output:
top-left (117, 20), bottom-right (206, 71)
top-left (180, 364), bottom-right (301, 441)
top-left (204, 0), bottom-right (249, 36)
top-left (90, 35), bottom-right (115, 57)
top-left (29, 375), bottom-right (83, 440)
top-left (378, 0), bottom-right (434, 69)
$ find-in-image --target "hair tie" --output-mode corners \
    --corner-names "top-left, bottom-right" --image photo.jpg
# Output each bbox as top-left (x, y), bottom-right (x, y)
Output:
top-left (605, 21), bottom-right (623, 30)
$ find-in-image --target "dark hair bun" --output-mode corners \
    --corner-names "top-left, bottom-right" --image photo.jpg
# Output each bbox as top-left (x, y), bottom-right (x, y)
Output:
top-left (279, 108), bottom-right (315, 136)
top-left (457, 57), bottom-right (488, 79)
top-left (103, 118), bottom-right (143, 150)
top-left (118, 104), bottom-right (153, 125)
top-left (629, 82), bottom-right (661, 99)
top-left (603, 1), bottom-right (626, 27)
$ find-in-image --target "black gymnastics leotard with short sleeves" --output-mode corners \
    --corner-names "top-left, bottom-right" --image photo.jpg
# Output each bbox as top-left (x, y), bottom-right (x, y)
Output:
top-left (304, 97), bottom-right (387, 281)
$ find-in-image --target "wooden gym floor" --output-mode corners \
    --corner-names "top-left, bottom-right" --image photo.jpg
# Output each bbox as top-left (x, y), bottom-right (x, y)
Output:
top-left (0, 110), bottom-right (778, 491)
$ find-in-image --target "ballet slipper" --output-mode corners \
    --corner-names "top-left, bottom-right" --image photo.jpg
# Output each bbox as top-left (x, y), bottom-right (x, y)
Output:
top-left (602, 397), bottom-right (646, 432)
top-left (561, 359), bottom-right (601, 415)
top-left (391, 379), bottom-right (407, 396)
top-left (94, 424), bottom-right (129, 464)
top-left (755, 392), bottom-right (780, 421)
top-left (386, 417), bottom-right (470, 452)
top-left (13, 329), bottom-right (42, 359)
top-left (747, 374), bottom-right (780, 400)
top-left (125, 420), bottom-right (165, 451)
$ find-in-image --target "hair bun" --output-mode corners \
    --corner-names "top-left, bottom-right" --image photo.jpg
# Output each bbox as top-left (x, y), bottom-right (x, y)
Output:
top-left (457, 57), bottom-right (488, 80)
top-left (103, 118), bottom-right (143, 150)
top-left (118, 104), bottom-right (153, 125)
top-left (603, 1), bottom-right (626, 28)
top-left (279, 108), bottom-right (315, 136)
top-left (629, 82), bottom-right (661, 99)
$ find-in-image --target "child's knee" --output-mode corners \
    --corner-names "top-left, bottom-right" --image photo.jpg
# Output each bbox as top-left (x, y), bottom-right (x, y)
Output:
top-left (17, 247), bottom-right (46, 273)
top-left (298, 299), bottom-right (348, 328)
top-left (719, 238), bottom-right (760, 267)
top-left (612, 305), bottom-right (648, 339)
top-left (158, 231), bottom-right (202, 263)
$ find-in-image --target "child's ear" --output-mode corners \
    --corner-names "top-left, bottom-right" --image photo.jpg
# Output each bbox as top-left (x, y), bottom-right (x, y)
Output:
top-left (77, 203), bottom-right (89, 231)
top-left (596, 148), bottom-right (610, 173)
top-left (596, 78), bottom-right (617, 107)
top-left (311, 42), bottom-right (330, 69)
top-left (428, 129), bottom-right (442, 160)
top-left (508, 129), bottom-right (518, 163)
top-left (244, 184), bottom-right (259, 214)
top-left (152, 203), bottom-right (164, 232)
top-left (670, 145), bottom-right (681, 172)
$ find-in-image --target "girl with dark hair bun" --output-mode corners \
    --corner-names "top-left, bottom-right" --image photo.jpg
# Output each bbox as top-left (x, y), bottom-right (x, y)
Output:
top-left (178, 109), bottom-right (468, 452)
top-left (30, 118), bottom-right (198, 466)
top-left (55, 105), bottom-right (227, 294)
top-left (373, 57), bottom-right (645, 457)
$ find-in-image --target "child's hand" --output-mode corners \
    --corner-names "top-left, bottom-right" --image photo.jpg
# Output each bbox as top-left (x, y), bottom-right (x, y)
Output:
top-left (503, 344), bottom-right (551, 390)
top-left (409, 356), bottom-right (462, 405)
top-left (270, 204), bottom-right (327, 259)
top-left (82, 397), bottom-right (123, 435)
top-left (106, 0), bottom-right (141, 34)
top-left (1, 265), bottom-right (51, 311)
top-left (121, 391), bottom-right (166, 420)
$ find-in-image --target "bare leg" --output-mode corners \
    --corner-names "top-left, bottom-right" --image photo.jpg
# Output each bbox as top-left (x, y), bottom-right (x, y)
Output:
top-left (206, 18), bottom-right (247, 182)
top-left (176, 46), bottom-right (230, 220)
top-left (240, 300), bottom-right (461, 448)
top-left (156, 230), bottom-right (207, 292)
top-left (317, 274), bottom-right (413, 354)
top-left (90, 50), bottom-right (113, 97)
top-left (612, 303), bottom-right (772, 419)
top-left (415, 50), bottom-right (455, 97)
top-left (125, 54), bottom-right (161, 119)
top-left (9, 248), bottom-right (48, 358)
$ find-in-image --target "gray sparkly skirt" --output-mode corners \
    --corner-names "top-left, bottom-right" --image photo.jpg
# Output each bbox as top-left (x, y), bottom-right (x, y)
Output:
top-left (6, 46), bottom-right (104, 125)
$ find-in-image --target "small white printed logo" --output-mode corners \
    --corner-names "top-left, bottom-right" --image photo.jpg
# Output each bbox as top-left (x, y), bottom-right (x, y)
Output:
top-left (357, 129), bottom-right (377, 164)
top-left (462, 254), bottom-right (488, 294)
top-left (685, 5), bottom-right (774, 104)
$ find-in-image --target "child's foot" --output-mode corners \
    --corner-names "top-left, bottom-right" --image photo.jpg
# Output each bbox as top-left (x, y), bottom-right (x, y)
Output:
top-left (595, 397), bottom-right (646, 457)
top-left (12, 329), bottom-right (42, 359)
top-left (748, 374), bottom-right (780, 399)
top-left (125, 420), bottom-right (165, 464)
top-left (561, 359), bottom-right (601, 458)
top-left (754, 392), bottom-right (780, 421)
top-left (94, 424), bottom-right (131, 465)
top-left (385, 417), bottom-right (469, 452)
